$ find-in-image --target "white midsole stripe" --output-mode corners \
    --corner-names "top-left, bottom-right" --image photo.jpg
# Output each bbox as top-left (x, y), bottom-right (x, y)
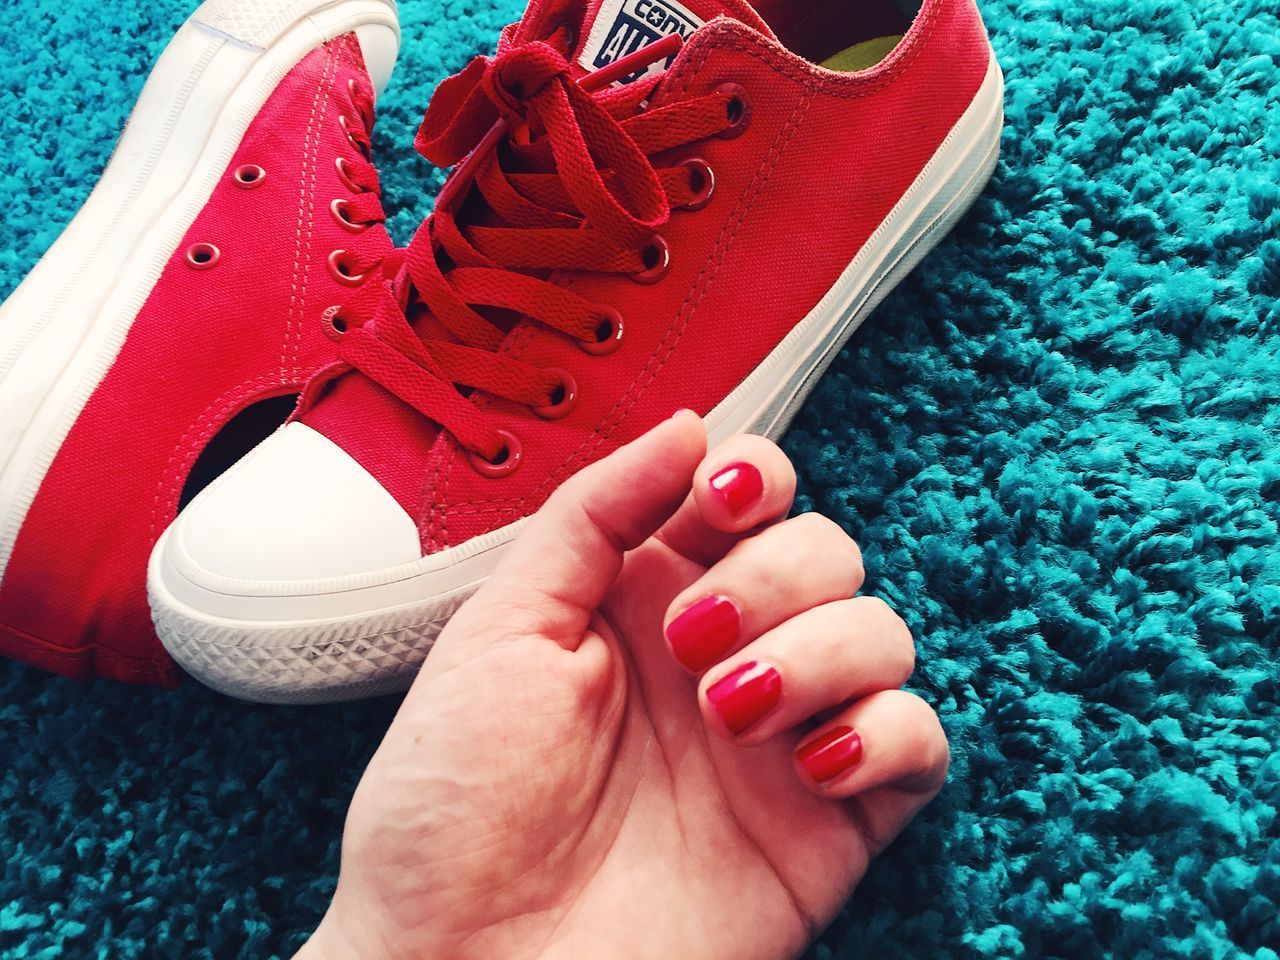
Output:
top-left (151, 54), bottom-right (1006, 630)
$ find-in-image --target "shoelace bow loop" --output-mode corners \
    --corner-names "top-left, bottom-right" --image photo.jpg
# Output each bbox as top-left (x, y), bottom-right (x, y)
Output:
top-left (333, 33), bottom-right (735, 464)
top-left (417, 41), bottom-right (668, 247)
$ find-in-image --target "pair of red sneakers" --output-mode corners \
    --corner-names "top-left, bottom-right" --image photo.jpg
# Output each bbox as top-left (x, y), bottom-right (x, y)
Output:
top-left (0, 0), bottom-right (1002, 702)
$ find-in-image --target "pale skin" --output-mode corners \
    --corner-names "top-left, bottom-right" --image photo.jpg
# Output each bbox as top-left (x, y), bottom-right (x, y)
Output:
top-left (297, 412), bottom-right (949, 960)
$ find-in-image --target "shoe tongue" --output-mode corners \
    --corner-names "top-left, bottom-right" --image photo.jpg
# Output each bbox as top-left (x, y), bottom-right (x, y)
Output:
top-left (571, 0), bottom-right (770, 84)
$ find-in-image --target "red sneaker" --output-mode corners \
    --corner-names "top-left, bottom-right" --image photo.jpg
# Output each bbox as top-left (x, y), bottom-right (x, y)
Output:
top-left (150, 0), bottom-right (1003, 702)
top-left (0, 0), bottom-right (400, 685)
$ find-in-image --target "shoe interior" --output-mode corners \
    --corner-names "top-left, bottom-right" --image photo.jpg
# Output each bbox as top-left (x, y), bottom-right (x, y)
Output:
top-left (179, 394), bottom-right (300, 510)
top-left (748, 0), bottom-right (923, 71)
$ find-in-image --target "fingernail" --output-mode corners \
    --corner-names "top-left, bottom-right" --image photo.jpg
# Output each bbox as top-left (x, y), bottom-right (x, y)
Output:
top-left (666, 595), bottom-right (740, 671)
top-left (708, 462), bottom-right (763, 517)
top-left (797, 726), bottom-right (864, 783)
top-left (706, 661), bottom-right (781, 735)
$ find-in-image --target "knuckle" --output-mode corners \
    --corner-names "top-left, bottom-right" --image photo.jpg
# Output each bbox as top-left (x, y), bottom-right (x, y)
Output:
top-left (792, 514), bottom-right (863, 588)
top-left (553, 470), bottom-right (594, 507)
top-left (796, 511), bottom-right (843, 541)
top-left (853, 597), bottom-right (915, 678)
top-left (845, 539), bottom-right (866, 592)
top-left (855, 594), bottom-right (896, 625)
top-left (740, 433), bottom-right (793, 476)
top-left (911, 713), bottom-right (951, 789)
top-left (899, 693), bottom-right (947, 766)
top-left (892, 637), bottom-right (917, 683)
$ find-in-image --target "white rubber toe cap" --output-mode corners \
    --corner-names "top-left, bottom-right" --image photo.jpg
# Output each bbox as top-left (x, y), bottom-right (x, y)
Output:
top-left (148, 421), bottom-right (520, 703)
top-left (165, 421), bottom-right (421, 584)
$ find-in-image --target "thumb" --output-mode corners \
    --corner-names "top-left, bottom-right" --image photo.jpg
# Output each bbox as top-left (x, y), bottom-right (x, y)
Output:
top-left (452, 410), bottom-right (708, 641)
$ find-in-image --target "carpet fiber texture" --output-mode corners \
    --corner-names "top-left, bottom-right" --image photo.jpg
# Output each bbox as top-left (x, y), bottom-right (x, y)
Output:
top-left (3, 0), bottom-right (1279, 957)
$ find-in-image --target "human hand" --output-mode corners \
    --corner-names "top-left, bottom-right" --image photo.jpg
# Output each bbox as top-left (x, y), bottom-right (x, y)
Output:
top-left (299, 412), bottom-right (949, 960)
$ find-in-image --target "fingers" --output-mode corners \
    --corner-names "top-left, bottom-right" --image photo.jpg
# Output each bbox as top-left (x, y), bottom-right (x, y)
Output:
top-left (662, 513), bottom-right (863, 671)
top-left (675, 575), bottom-right (947, 817)
top-left (458, 410), bottom-right (707, 641)
top-left (796, 691), bottom-right (949, 856)
top-left (791, 690), bottom-right (949, 800)
top-left (654, 433), bottom-right (797, 565)
top-left (696, 597), bottom-right (914, 745)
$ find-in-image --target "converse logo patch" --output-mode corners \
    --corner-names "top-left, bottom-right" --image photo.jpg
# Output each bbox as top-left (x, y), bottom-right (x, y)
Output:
top-left (578, 0), bottom-right (705, 84)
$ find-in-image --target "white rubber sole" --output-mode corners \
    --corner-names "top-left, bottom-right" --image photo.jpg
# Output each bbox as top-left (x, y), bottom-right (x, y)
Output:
top-left (0, 0), bottom-right (399, 583)
top-left (150, 54), bottom-right (1006, 704)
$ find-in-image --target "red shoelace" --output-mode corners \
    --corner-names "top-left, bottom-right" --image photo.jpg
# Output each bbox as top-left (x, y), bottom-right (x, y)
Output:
top-left (330, 79), bottom-right (390, 279)
top-left (331, 27), bottom-right (737, 467)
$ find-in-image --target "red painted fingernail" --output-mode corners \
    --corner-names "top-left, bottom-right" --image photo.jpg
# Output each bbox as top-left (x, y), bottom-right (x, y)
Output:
top-left (797, 726), bottom-right (864, 783)
top-left (666, 595), bottom-right (740, 671)
top-left (708, 462), bottom-right (763, 517)
top-left (706, 661), bottom-right (781, 735)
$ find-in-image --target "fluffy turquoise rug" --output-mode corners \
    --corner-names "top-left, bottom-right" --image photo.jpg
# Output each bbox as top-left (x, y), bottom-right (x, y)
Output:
top-left (3, 0), bottom-right (1278, 957)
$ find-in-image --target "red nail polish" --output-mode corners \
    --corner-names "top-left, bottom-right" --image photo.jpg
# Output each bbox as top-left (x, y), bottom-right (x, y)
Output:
top-left (666, 595), bottom-right (740, 671)
top-left (797, 726), bottom-right (863, 783)
top-left (706, 661), bottom-right (781, 734)
top-left (708, 462), bottom-right (763, 518)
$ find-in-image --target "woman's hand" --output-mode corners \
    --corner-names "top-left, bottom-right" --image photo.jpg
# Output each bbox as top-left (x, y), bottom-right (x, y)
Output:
top-left (300, 412), bottom-right (948, 960)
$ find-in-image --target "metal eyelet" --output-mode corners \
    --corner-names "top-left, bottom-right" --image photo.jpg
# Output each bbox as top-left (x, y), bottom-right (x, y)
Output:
top-left (679, 157), bottom-right (715, 211)
top-left (337, 114), bottom-right (369, 157)
top-left (631, 236), bottom-right (670, 284)
top-left (715, 83), bottom-right (750, 139)
top-left (327, 249), bottom-right (367, 287)
top-left (580, 307), bottom-right (624, 356)
top-left (232, 164), bottom-right (266, 189)
top-left (532, 368), bottom-right (579, 420)
top-left (330, 197), bottom-right (369, 234)
top-left (468, 429), bottom-right (523, 478)
top-left (322, 304), bottom-right (348, 342)
top-left (185, 242), bottom-right (220, 270)
top-left (335, 156), bottom-right (360, 192)
top-left (347, 77), bottom-right (375, 128)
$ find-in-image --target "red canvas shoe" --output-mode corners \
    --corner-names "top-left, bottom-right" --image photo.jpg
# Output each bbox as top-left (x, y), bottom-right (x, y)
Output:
top-left (150, 0), bottom-right (1003, 702)
top-left (0, 0), bottom-right (399, 685)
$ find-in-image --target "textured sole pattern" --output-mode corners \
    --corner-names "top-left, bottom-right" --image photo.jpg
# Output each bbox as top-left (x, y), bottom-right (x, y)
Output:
top-left (154, 57), bottom-right (1005, 703)
top-left (152, 592), bottom-right (458, 703)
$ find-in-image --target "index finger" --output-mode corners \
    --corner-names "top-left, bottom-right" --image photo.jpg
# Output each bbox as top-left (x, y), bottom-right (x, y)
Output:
top-left (653, 432), bottom-right (797, 567)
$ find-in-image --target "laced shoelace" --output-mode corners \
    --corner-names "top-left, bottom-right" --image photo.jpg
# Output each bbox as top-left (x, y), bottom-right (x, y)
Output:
top-left (329, 79), bottom-right (390, 285)
top-left (332, 29), bottom-right (736, 466)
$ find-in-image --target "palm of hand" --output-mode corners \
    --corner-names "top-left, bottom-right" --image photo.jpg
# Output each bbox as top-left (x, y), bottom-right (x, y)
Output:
top-left (312, 415), bottom-right (947, 960)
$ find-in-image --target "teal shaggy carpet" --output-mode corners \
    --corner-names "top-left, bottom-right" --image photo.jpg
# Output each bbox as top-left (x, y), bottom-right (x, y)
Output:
top-left (3, 0), bottom-right (1279, 957)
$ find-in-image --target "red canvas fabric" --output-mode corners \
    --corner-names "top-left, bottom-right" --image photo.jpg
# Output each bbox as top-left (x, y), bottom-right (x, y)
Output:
top-left (0, 35), bottom-right (393, 684)
top-left (301, 0), bottom-right (991, 555)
